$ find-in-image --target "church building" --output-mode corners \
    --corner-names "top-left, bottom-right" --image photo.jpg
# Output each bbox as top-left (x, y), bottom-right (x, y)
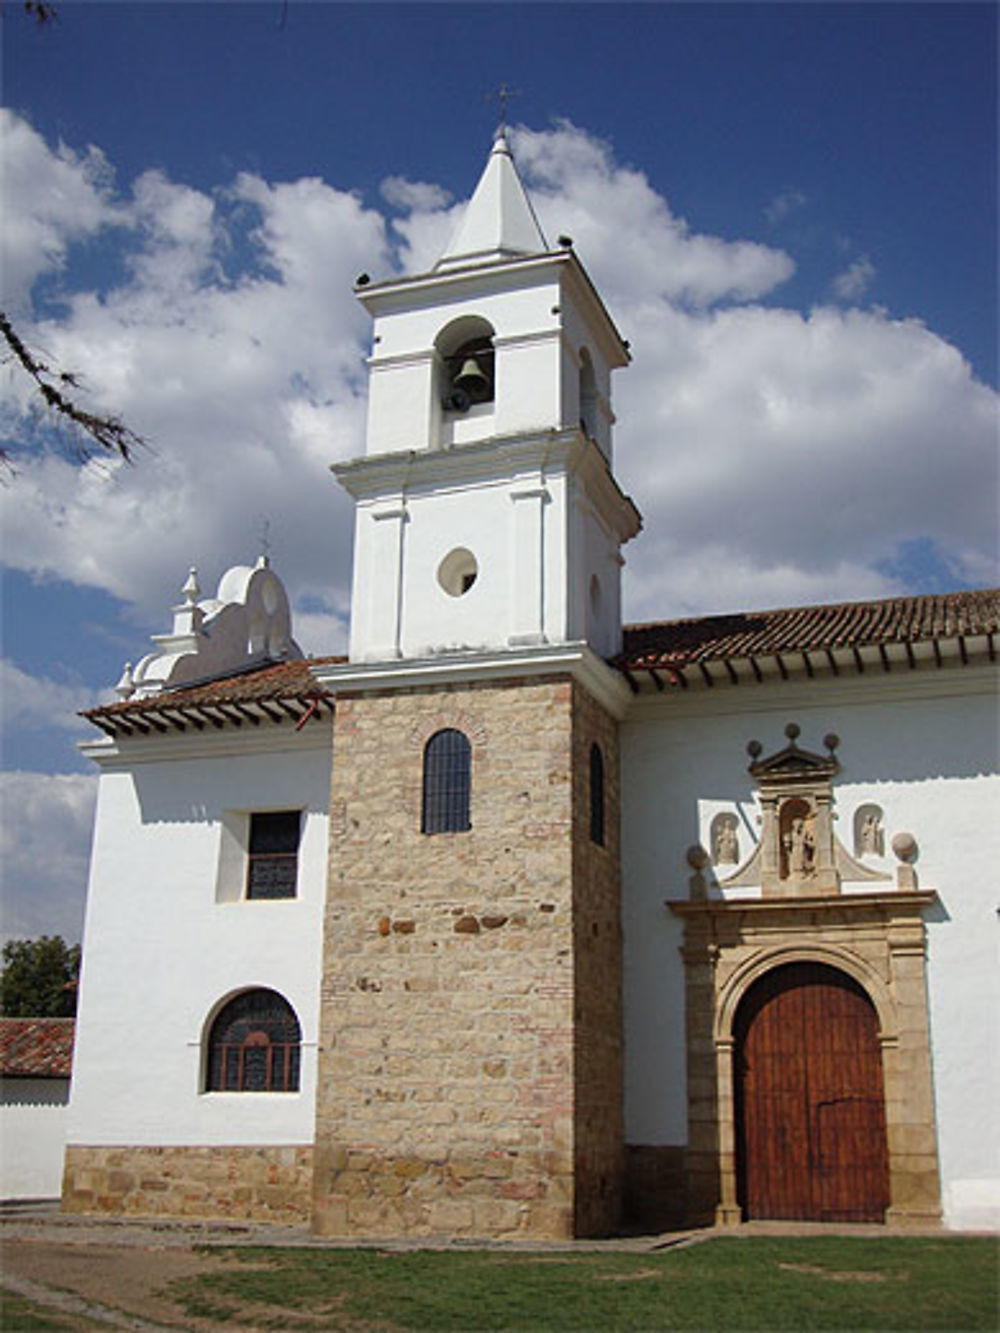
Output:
top-left (64, 131), bottom-right (999, 1238)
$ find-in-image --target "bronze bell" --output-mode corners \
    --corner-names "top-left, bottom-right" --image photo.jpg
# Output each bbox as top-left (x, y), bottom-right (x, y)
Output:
top-left (454, 357), bottom-right (489, 393)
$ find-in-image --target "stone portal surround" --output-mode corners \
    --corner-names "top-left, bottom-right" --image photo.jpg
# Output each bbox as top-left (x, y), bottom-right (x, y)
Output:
top-left (62, 1145), bottom-right (313, 1222)
top-left (312, 674), bottom-right (624, 1240)
top-left (669, 892), bottom-right (942, 1229)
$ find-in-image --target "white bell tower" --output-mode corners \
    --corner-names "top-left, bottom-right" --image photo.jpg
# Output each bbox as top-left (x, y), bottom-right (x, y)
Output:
top-left (336, 129), bottom-right (641, 664)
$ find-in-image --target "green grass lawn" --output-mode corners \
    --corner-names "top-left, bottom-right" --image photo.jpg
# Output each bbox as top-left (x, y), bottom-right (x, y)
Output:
top-left (0, 1289), bottom-right (103, 1332)
top-left (169, 1235), bottom-right (998, 1331)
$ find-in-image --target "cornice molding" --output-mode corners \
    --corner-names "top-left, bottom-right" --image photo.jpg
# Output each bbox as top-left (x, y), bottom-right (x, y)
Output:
top-left (624, 658), bottom-right (997, 720)
top-left (667, 890), bottom-right (938, 917)
top-left (78, 716), bottom-right (333, 769)
top-left (311, 641), bottom-right (634, 720)
top-left (332, 430), bottom-right (641, 542)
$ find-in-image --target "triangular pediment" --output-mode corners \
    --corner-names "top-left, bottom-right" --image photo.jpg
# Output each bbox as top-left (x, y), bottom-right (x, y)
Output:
top-left (747, 724), bottom-right (840, 784)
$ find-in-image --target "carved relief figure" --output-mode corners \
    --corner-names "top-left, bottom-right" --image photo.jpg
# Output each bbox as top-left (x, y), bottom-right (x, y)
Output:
top-left (779, 797), bottom-right (816, 881)
top-left (858, 809), bottom-right (885, 857)
top-left (712, 814), bottom-right (740, 866)
top-left (784, 817), bottom-right (816, 876)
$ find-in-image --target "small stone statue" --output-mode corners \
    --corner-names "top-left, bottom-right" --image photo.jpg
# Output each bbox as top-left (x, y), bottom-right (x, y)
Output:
top-left (859, 811), bottom-right (884, 857)
top-left (784, 817), bottom-right (815, 877)
top-left (714, 817), bottom-right (739, 866)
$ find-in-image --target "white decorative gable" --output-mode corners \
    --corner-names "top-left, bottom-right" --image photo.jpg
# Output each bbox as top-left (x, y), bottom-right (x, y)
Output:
top-left (115, 557), bottom-right (302, 700)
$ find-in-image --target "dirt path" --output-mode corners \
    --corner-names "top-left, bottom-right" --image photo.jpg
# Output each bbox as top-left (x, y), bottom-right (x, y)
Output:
top-left (1, 1238), bottom-right (242, 1331)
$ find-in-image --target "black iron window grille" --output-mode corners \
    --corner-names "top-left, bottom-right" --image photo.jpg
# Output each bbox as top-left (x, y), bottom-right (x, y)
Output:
top-left (590, 742), bottom-right (605, 846)
top-left (246, 810), bottom-right (301, 899)
top-left (422, 728), bottom-right (472, 834)
top-left (205, 988), bottom-right (301, 1092)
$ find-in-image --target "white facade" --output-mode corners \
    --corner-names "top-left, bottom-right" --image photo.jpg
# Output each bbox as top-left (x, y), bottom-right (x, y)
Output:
top-left (620, 665), bottom-right (999, 1231)
top-left (1, 1078), bottom-right (70, 1199)
top-left (69, 715), bottom-right (331, 1149)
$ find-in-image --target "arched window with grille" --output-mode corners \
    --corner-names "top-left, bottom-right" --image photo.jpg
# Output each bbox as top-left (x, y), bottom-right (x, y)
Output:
top-left (589, 742), bottom-right (605, 846)
top-left (205, 988), bottom-right (301, 1092)
top-left (422, 728), bottom-right (472, 834)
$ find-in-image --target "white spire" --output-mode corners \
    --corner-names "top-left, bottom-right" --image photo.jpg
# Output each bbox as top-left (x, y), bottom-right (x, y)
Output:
top-left (435, 129), bottom-right (548, 272)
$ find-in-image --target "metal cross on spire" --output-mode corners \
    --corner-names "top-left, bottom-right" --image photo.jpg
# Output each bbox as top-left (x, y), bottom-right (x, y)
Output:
top-left (487, 83), bottom-right (522, 134)
top-left (258, 515), bottom-right (272, 566)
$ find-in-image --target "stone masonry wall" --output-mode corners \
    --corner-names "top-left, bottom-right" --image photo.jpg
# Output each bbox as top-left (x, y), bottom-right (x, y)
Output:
top-left (62, 1145), bottom-right (312, 1222)
top-left (570, 681), bottom-right (624, 1235)
top-left (313, 674), bottom-right (623, 1239)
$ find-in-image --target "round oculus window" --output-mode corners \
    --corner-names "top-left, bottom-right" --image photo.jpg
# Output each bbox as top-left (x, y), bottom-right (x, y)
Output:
top-left (437, 547), bottom-right (478, 597)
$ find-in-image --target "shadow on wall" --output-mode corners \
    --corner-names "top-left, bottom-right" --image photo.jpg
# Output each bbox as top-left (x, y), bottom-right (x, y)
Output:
top-left (128, 752), bottom-right (332, 826)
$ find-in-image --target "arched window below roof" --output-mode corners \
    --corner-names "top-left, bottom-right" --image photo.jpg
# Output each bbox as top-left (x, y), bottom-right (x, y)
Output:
top-left (205, 988), bottom-right (301, 1092)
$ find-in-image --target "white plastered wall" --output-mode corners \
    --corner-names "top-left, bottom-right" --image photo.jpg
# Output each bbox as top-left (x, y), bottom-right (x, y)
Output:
top-left (67, 728), bottom-right (332, 1149)
top-left (1, 1078), bottom-right (70, 1198)
top-left (619, 668), bottom-right (999, 1230)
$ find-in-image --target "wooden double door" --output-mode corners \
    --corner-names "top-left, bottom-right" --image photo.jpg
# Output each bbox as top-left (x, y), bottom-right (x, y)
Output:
top-left (734, 961), bottom-right (889, 1222)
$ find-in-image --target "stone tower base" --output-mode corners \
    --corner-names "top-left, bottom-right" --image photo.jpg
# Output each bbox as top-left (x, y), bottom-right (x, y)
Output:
top-left (312, 672), bottom-right (624, 1239)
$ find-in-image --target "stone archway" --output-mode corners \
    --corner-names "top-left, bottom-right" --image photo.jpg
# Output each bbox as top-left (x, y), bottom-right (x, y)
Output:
top-left (670, 893), bottom-right (942, 1229)
top-left (733, 960), bottom-right (889, 1222)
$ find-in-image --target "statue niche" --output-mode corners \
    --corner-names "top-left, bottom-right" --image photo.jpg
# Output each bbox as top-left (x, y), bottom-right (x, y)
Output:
top-left (779, 798), bottom-right (816, 881)
top-left (718, 723), bottom-right (891, 899)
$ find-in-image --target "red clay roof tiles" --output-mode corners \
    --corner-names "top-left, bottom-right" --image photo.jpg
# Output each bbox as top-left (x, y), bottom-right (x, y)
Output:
top-left (83, 655), bottom-right (343, 725)
top-left (617, 589), bottom-right (999, 671)
top-left (0, 1018), bottom-right (75, 1078)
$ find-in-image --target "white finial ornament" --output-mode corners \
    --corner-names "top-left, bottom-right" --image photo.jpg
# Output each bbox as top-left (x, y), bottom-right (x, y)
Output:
top-left (182, 567), bottom-right (200, 605)
top-left (115, 663), bottom-right (135, 700)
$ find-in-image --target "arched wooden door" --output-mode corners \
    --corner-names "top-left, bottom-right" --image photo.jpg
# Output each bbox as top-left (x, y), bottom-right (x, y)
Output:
top-left (734, 962), bottom-right (889, 1222)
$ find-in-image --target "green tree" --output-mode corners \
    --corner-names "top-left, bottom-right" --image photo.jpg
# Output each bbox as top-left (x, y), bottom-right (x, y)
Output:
top-left (0, 936), bottom-right (80, 1016)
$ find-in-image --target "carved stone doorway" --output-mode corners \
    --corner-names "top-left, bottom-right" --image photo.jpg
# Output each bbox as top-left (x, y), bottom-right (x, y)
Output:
top-left (734, 961), bottom-right (890, 1222)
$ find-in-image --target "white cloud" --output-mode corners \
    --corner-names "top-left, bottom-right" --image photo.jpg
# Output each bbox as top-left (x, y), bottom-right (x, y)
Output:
top-left (765, 187), bottom-right (808, 225)
top-left (832, 255), bottom-right (877, 302)
top-left (510, 120), bottom-right (796, 308)
top-left (0, 109), bottom-right (122, 313)
top-left (0, 110), bottom-right (996, 665)
top-left (0, 126), bottom-right (387, 620)
top-left (0, 772), bottom-right (96, 943)
top-left (614, 300), bottom-right (997, 619)
top-left (0, 659), bottom-right (102, 732)
top-left (380, 176), bottom-right (451, 213)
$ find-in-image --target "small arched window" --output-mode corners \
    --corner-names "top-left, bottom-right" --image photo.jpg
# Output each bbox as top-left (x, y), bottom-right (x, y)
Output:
top-left (205, 988), bottom-right (301, 1093)
top-left (422, 728), bottom-right (472, 834)
top-left (589, 742), bottom-right (605, 846)
top-left (579, 347), bottom-right (598, 439)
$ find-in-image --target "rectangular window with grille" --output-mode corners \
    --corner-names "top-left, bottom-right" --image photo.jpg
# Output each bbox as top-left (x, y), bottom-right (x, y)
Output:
top-left (246, 810), bottom-right (301, 899)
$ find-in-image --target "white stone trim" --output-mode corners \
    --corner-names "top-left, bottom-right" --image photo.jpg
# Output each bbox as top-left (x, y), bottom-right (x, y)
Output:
top-left (311, 641), bottom-right (633, 719)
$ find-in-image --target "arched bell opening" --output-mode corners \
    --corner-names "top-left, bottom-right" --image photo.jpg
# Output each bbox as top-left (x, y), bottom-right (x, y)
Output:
top-left (435, 316), bottom-right (495, 412)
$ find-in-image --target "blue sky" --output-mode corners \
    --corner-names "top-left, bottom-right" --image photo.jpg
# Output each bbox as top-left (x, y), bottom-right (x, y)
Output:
top-left (2, 1), bottom-right (997, 942)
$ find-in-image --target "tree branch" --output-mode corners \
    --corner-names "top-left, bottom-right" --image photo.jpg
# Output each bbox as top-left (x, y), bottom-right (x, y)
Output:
top-left (1, 310), bottom-right (145, 464)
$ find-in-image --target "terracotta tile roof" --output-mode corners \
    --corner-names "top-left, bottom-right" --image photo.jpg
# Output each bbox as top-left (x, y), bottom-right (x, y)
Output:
top-left (0, 1018), bottom-right (75, 1077)
top-left (83, 656), bottom-right (344, 737)
top-left (617, 589), bottom-right (999, 673)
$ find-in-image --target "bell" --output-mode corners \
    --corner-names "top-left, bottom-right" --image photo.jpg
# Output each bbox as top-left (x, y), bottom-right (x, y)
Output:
top-left (454, 357), bottom-right (489, 393)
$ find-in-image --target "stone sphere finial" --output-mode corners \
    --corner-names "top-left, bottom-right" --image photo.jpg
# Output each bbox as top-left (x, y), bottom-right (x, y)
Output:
top-left (891, 831), bottom-right (918, 864)
top-left (824, 732), bottom-right (840, 752)
top-left (686, 844), bottom-right (710, 871)
top-left (746, 739), bottom-right (763, 760)
top-left (784, 722), bottom-right (800, 741)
